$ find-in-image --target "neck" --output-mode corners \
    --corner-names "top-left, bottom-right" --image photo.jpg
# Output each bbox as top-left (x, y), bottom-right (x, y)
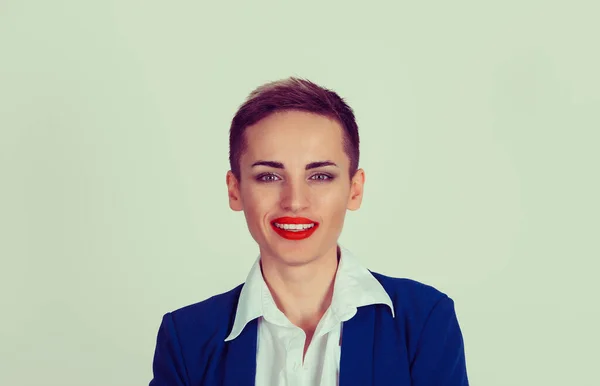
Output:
top-left (260, 244), bottom-right (340, 332)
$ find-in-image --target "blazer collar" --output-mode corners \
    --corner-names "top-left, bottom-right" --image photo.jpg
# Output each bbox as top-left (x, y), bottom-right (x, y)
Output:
top-left (222, 318), bottom-right (257, 386)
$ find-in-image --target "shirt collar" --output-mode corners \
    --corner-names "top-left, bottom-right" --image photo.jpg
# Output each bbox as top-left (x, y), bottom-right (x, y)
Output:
top-left (224, 244), bottom-right (395, 342)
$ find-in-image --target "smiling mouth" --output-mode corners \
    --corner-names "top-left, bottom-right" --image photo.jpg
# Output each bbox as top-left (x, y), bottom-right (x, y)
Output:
top-left (272, 222), bottom-right (316, 231)
top-left (271, 217), bottom-right (319, 240)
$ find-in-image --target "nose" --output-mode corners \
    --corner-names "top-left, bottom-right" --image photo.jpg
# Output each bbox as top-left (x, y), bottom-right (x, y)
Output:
top-left (279, 179), bottom-right (310, 212)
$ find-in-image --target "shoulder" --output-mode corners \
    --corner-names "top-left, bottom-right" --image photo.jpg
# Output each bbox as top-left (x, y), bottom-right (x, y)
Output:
top-left (369, 271), bottom-right (463, 357)
top-left (370, 271), bottom-right (455, 327)
top-left (165, 283), bottom-right (244, 337)
top-left (371, 271), bottom-right (448, 306)
top-left (150, 284), bottom-right (246, 383)
top-left (368, 272), bottom-right (468, 382)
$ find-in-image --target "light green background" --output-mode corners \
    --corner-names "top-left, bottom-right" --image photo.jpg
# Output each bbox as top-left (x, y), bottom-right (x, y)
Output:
top-left (1, 1), bottom-right (598, 385)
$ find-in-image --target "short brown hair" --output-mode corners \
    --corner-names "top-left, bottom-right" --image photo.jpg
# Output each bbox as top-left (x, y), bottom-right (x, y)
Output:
top-left (228, 77), bottom-right (360, 181)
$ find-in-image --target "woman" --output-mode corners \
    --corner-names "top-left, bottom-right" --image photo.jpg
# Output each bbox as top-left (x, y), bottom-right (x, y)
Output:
top-left (149, 78), bottom-right (469, 385)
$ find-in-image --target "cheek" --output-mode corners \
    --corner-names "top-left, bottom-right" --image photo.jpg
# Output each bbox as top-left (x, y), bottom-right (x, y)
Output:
top-left (240, 190), bottom-right (270, 242)
top-left (314, 188), bottom-right (350, 220)
top-left (242, 186), bottom-right (276, 219)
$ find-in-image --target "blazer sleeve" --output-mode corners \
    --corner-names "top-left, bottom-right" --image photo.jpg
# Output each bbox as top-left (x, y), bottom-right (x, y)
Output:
top-left (149, 312), bottom-right (189, 386)
top-left (410, 296), bottom-right (469, 386)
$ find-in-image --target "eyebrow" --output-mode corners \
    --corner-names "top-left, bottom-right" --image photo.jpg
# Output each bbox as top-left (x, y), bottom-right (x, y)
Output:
top-left (251, 160), bottom-right (339, 170)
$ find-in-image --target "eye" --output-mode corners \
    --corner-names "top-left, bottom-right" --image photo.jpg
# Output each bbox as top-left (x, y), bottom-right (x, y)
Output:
top-left (256, 173), bottom-right (281, 182)
top-left (310, 173), bottom-right (333, 181)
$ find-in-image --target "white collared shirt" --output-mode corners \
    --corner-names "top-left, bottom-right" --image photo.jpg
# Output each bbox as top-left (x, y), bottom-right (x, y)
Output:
top-left (224, 245), bottom-right (395, 386)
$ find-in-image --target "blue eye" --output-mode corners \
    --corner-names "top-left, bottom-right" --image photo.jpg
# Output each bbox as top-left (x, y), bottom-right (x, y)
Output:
top-left (255, 173), bottom-right (334, 183)
top-left (257, 173), bottom-right (280, 182)
top-left (311, 173), bottom-right (333, 181)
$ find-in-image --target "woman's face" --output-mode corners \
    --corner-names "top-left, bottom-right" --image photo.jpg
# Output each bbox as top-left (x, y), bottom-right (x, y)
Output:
top-left (226, 110), bottom-right (365, 266)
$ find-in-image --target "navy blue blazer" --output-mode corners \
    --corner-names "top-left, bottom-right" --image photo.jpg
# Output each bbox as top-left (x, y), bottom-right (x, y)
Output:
top-left (149, 271), bottom-right (469, 385)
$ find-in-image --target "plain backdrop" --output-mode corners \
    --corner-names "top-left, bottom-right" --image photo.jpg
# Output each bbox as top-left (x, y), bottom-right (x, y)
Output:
top-left (1, 1), bottom-right (598, 385)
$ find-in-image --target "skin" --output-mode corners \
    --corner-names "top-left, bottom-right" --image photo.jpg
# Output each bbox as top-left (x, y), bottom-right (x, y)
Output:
top-left (226, 110), bottom-right (365, 357)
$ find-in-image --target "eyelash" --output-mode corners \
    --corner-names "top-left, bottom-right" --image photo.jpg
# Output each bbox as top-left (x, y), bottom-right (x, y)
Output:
top-left (256, 173), bottom-right (334, 183)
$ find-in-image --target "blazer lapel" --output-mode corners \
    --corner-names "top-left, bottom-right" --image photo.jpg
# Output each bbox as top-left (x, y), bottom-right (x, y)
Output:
top-left (223, 318), bottom-right (258, 386)
top-left (339, 306), bottom-right (375, 386)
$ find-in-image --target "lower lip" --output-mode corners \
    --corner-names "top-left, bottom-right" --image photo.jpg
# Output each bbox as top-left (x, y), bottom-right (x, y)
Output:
top-left (271, 223), bottom-right (319, 240)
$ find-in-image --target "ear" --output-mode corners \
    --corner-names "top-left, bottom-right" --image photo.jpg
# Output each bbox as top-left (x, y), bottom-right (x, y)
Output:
top-left (226, 170), bottom-right (244, 211)
top-left (347, 168), bottom-right (365, 211)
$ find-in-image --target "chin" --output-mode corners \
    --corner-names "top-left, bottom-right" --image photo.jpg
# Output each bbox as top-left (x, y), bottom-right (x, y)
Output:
top-left (271, 241), bottom-right (333, 266)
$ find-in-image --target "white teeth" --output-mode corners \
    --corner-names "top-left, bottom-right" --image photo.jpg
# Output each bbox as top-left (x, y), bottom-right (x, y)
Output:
top-left (274, 222), bottom-right (315, 231)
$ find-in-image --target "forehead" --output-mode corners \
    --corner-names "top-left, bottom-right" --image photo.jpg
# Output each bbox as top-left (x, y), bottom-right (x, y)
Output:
top-left (242, 110), bottom-right (347, 164)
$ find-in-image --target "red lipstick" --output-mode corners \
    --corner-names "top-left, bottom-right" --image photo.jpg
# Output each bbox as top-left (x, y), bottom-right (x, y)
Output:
top-left (271, 216), bottom-right (319, 240)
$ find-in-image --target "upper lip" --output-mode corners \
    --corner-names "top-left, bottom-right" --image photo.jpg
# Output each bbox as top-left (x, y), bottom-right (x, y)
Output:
top-left (272, 216), bottom-right (318, 225)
